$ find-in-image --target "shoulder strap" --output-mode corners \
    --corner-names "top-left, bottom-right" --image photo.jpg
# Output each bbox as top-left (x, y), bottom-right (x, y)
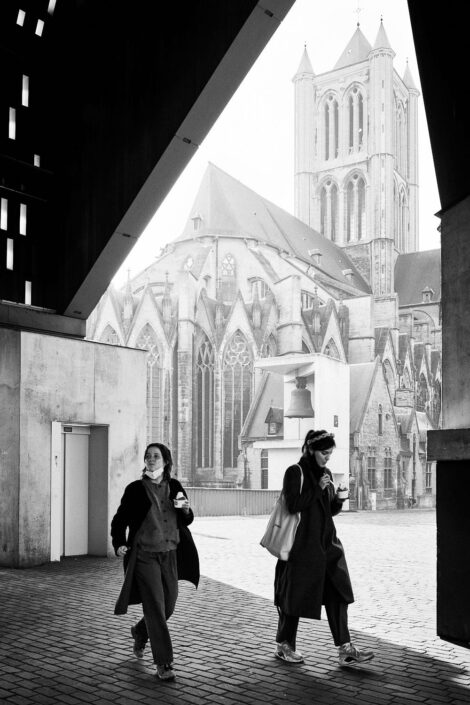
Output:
top-left (295, 463), bottom-right (304, 492)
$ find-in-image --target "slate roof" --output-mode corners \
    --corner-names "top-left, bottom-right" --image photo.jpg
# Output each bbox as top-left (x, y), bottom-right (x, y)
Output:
top-left (350, 361), bottom-right (377, 433)
top-left (334, 26), bottom-right (372, 69)
top-left (395, 249), bottom-right (441, 306)
top-left (177, 164), bottom-right (371, 294)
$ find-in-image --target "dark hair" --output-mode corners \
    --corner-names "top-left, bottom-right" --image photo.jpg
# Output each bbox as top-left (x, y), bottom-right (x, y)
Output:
top-left (143, 442), bottom-right (173, 482)
top-left (302, 429), bottom-right (336, 454)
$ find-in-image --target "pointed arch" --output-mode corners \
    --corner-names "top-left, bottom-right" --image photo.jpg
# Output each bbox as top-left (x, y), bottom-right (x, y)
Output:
top-left (223, 330), bottom-right (253, 470)
top-left (346, 84), bottom-right (366, 153)
top-left (323, 92), bottom-right (339, 161)
top-left (195, 333), bottom-right (215, 470)
top-left (319, 178), bottom-right (339, 241)
top-left (344, 172), bottom-right (366, 241)
top-left (100, 324), bottom-right (120, 345)
top-left (323, 337), bottom-right (340, 360)
top-left (135, 323), bottom-right (163, 443)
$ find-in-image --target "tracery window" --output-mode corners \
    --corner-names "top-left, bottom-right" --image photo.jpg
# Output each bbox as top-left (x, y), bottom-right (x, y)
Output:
top-left (100, 324), bottom-right (120, 345)
top-left (345, 174), bottom-right (366, 241)
top-left (195, 335), bottom-right (215, 469)
top-left (324, 94), bottom-right (339, 160)
top-left (348, 87), bottom-right (365, 153)
top-left (221, 253), bottom-right (236, 303)
top-left (136, 324), bottom-right (163, 444)
top-left (223, 331), bottom-right (253, 469)
top-left (320, 181), bottom-right (338, 241)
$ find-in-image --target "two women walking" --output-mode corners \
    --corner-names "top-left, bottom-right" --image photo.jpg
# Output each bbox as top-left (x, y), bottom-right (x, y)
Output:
top-left (111, 429), bottom-right (373, 681)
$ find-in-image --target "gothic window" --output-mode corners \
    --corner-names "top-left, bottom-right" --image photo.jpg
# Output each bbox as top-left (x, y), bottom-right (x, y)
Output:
top-left (378, 404), bottom-right (383, 436)
top-left (416, 373), bottom-right (428, 412)
top-left (195, 335), bottom-right (215, 469)
top-left (320, 181), bottom-right (338, 241)
top-left (136, 324), bottom-right (163, 444)
top-left (223, 331), bottom-right (253, 469)
top-left (348, 87), bottom-right (365, 153)
top-left (345, 174), bottom-right (366, 241)
top-left (384, 448), bottom-right (393, 489)
top-left (324, 94), bottom-right (338, 161)
top-left (221, 253), bottom-right (236, 303)
top-left (100, 324), bottom-right (120, 345)
top-left (346, 181), bottom-right (354, 242)
top-left (324, 337), bottom-right (340, 360)
top-left (260, 334), bottom-right (277, 358)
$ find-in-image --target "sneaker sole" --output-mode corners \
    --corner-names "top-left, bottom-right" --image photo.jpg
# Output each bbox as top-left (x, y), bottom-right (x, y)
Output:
top-left (339, 654), bottom-right (375, 667)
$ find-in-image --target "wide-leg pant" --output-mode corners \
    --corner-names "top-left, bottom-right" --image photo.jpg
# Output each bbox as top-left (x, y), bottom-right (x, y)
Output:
top-left (133, 548), bottom-right (178, 665)
top-left (276, 574), bottom-right (351, 648)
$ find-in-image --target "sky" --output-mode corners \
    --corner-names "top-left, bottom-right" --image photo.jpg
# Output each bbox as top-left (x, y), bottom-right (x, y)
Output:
top-left (112, 0), bottom-right (441, 289)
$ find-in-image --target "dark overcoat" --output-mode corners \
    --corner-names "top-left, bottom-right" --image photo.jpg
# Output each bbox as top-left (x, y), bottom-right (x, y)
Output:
top-left (111, 478), bottom-right (199, 615)
top-left (274, 455), bottom-right (354, 619)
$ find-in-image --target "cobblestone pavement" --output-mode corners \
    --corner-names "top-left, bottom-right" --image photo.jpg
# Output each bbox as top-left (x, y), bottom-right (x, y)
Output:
top-left (1, 509), bottom-right (469, 705)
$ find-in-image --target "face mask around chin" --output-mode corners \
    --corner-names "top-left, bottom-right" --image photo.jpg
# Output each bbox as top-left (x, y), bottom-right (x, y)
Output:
top-left (145, 468), bottom-right (162, 480)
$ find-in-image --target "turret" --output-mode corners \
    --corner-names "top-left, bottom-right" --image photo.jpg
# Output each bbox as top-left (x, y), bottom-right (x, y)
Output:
top-left (293, 46), bottom-right (315, 226)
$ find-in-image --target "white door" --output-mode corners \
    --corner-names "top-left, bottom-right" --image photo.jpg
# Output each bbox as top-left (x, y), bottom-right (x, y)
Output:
top-left (62, 426), bottom-right (90, 556)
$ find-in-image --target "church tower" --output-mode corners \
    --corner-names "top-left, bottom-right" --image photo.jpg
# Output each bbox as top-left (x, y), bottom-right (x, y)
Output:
top-left (293, 20), bottom-right (420, 300)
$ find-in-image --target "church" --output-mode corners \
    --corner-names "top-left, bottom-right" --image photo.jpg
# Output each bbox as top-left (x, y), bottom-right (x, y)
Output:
top-left (87, 21), bottom-right (441, 510)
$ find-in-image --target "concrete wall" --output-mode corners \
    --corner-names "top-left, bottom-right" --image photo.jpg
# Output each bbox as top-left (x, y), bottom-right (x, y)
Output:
top-left (0, 328), bottom-right (147, 567)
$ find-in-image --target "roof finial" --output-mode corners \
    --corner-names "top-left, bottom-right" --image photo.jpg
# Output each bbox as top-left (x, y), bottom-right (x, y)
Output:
top-left (355, 1), bottom-right (362, 26)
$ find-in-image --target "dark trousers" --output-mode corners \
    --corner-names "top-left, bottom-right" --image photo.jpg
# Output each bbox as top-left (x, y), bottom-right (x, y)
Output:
top-left (133, 548), bottom-right (178, 665)
top-left (276, 576), bottom-right (351, 648)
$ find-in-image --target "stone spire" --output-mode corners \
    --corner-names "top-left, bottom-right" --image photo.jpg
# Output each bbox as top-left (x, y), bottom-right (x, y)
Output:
top-left (372, 18), bottom-right (394, 53)
top-left (293, 45), bottom-right (315, 80)
top-left (403, 59), bottom-right (418, 91)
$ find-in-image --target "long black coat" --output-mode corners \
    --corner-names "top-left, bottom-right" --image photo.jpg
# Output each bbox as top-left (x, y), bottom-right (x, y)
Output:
top-left (274, 456), bottom-right (354, 619)
top-left (111, 478), bottom-right (200, 614)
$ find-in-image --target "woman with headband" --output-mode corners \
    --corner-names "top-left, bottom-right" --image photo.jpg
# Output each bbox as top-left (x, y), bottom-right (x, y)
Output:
top-left (274, 429), bottom-right (374, 667)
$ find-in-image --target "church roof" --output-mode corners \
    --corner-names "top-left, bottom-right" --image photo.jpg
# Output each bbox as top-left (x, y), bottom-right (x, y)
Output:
top-left (350, 360), bottom-right (378, 432)
top-left (293, 47), bottom-right (315, 78)
top-left (373, 20), bottom-right (393, 51)
top-left (395, 249), bottom-right (441, 306)
top-left (177, 164), bottom-right (370, 294)
top-left (334, 26), bottom-right (372, 69)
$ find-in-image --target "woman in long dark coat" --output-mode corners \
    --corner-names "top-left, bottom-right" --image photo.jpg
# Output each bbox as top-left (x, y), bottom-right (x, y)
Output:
top-left (111, 442), bottom-right (199, 682)
top-left (274, 429), bottom-right (374, 667)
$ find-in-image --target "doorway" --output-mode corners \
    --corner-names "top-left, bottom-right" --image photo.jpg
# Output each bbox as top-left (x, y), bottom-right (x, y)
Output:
top-left (50, 423), bottom-right (108, 560)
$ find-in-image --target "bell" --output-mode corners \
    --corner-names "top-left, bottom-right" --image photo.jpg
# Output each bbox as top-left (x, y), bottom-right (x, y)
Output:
top-left (285, 377), bottom-right (315, 418)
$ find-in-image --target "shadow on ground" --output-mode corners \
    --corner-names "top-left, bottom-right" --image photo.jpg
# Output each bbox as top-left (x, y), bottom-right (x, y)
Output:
top-left (0, 556), bottom-right (469, 705)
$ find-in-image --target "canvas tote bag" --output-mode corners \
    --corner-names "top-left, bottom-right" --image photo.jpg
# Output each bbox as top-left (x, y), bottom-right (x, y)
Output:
top-left (260, 464), bottom-right (304, 561)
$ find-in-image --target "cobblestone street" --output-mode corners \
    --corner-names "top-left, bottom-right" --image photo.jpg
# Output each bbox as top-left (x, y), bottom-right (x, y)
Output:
top-left (1, 509), bottom-right (470, 705)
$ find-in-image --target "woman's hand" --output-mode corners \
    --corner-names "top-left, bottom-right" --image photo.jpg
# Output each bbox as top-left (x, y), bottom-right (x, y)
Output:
top-left (179, 498), bottom-right (191, 514)
top-left (117, 546), bottom-right (128, 557)
top-left (319, 473), bottom-right (331, 490)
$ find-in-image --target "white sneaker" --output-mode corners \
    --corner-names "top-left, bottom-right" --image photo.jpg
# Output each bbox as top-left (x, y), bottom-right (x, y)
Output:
top-left (338, 642), bottom-right (374, 667)
top-left (275, 641), bottom-right (304, 663)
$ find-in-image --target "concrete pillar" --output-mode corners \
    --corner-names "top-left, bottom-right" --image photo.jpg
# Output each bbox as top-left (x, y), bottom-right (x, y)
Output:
top-left (427, 195), bottom-right (470, 644)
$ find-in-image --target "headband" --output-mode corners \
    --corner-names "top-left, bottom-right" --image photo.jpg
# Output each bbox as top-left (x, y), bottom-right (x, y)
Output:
top-left (306, 432), bottom-right (335, 446)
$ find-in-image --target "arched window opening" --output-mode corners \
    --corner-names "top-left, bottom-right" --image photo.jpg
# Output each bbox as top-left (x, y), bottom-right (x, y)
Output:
top-left (357, 178), bottom-right (365, 240)
top-left (334, 100), bottom-right (339, 158)
top-left (223, 331), bottom-right (253, 470)
top-left (195, 335), bottom-right (215, 470)
top-left (346, 181), bottom-right (354, 242)
top-left (136, 324), bottom-right (163, 444)
top-left (331, 184), bottom-right (338, 242)
top-left (220, 253), bottom-right (236, 303)
top-left (100, 324), bottom-right (120, 345)
top-left (349, 95), bottom-right (354, 152)
top-left (378, 404), bottom-right (383, 436)
top-left (324, 338), bottom-right (340, 360)
top-left (358, 93), bottom-right (364, 148)
top-left (320, 187), bottom-right (327, 236)
top-left (324, 102), bottom-right (330, 160)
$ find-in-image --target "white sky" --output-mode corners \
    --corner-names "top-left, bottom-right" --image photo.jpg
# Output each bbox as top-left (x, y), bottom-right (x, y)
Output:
top-left (112, 0), bottom-right (441, 288)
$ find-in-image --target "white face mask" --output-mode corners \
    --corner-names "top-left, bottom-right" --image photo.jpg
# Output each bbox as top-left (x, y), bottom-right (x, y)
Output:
top-left (144, 468), bottom-right (162, 480)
